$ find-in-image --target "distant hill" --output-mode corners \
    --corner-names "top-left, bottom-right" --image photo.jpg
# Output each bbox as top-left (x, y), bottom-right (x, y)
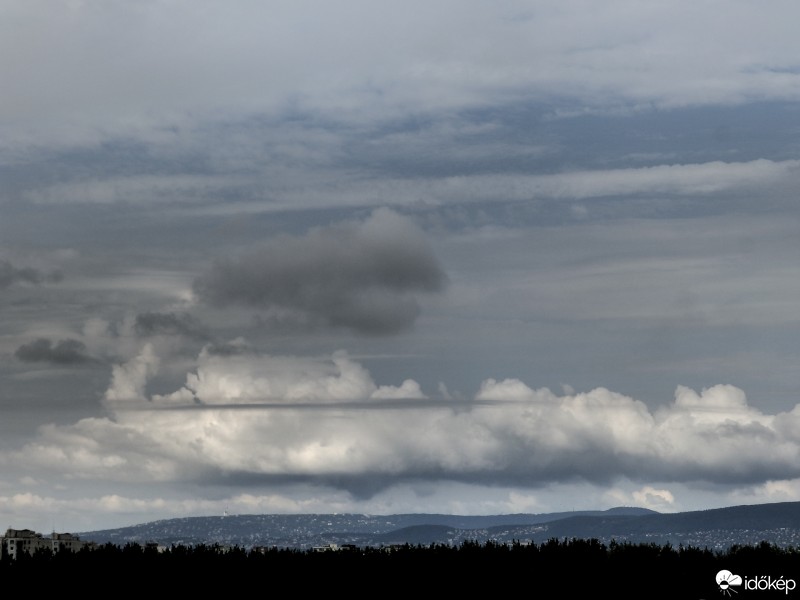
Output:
top-left (534, 501), bottom-right (800, 544)
top-left (77, 502), bottom-right (800, 550)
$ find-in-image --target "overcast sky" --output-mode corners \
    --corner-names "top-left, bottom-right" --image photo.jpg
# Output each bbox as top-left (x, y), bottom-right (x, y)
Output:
top-left (3, 0), bottom-right (800, 532)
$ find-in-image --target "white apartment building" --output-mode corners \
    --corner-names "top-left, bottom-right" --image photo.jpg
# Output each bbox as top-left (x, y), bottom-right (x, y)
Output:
top-left (1, 528), bottom-right (88, 559)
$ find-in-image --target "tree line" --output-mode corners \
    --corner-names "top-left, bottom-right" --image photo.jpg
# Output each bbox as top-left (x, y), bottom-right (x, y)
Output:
top-left (3, 538), bottom-right (797, 597)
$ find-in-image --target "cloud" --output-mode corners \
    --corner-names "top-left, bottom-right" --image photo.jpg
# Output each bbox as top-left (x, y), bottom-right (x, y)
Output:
top-left (4, 1), bottom-right (800, 530)
top-left (193, 209), bottom-right (446, 335)
top-left (732, 478), bottom-right (800, 505)
top-left (175, 157), bottom-right (800, 218)
top-left (8, 349), bottom-right (800, 500)
top-left (14, 338), bottom-right (92, 365)
top-left (134, 312), bottom-right (208, 340)
top-left (201, 338), bottom-right (253, 357)
top-left (104, 344), bottom-right (159, 403)
top-left (152, 347), bottom-right (427, 405)
top-left (24, 174), bottom-right (245, 206)
top-left (5, 0), bottom-right (800, 149)
top-left (0, 260), bottom-right (61, 289)
top-left (405, 159), bottom-right (800, 206)
top-left (632, 486), bottom-right (676, 511)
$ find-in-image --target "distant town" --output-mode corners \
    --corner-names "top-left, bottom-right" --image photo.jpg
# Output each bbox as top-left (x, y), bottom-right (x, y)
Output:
top-left (65, 501), bottom-right (800, 551)
top-left (4, 501), bottom-right (800, 558)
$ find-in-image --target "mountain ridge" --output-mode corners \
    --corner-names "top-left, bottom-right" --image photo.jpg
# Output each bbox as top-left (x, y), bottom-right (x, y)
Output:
top-left (77, 501), bottom-right (800, 551)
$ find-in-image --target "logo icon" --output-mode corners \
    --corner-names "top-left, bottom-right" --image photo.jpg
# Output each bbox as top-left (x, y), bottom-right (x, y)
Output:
top-left (716, 570), bottom-right (743, 596)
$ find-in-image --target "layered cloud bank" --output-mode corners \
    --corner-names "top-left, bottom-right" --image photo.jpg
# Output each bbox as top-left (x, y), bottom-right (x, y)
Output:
top-left (5, 0), bottom-right (800, 144)
top-left (9, 346), bottom-right (799, 497)
top-left (4, 0), bottom-right (800, 534)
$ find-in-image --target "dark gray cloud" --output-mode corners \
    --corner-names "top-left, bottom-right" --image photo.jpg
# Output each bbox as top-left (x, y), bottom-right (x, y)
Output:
top-left (0, 260), bottom-right (61, 289)
top-left (193, 209), bottom-right (447, 335)
top-left (134, 312), bottom-right (209, 340)
top-left (15, 338), bottom-right (92, 365)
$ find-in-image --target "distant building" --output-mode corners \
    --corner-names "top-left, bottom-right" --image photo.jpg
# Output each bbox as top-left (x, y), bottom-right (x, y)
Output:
top-left (1, 528), bottom-right (88, 559)
top-left (312, 543), bottom-right (339, 552)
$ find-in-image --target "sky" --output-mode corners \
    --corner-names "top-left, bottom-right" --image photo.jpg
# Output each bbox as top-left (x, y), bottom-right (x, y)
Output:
top-left (2, 0), bottom-right (800, 532)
